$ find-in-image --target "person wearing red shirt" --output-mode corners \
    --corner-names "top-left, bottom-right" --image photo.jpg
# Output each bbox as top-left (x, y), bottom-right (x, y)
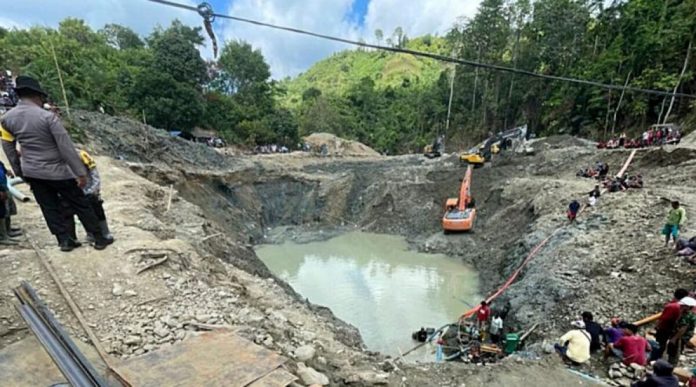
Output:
top-left (652, 288), bottom-right (689, 361)
top-left (477, 300), bottom-right (491, 326)
top-left (609, 323), bottom-right (651, 366)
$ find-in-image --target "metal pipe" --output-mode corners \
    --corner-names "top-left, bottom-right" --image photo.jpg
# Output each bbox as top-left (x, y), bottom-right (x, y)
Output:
top-left (8, 177), bottom-right (29, 202)
top-left (13, 282), bottom-right (107, 387)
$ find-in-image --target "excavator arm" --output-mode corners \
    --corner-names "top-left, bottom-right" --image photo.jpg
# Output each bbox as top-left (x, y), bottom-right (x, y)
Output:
top-left (457, 165), bottom-right (473, 211)
top-left (442, 165), bottom-right (477, 232)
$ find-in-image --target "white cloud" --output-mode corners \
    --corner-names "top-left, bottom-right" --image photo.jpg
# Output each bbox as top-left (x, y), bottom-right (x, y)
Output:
top-left (222, 0), bottom-right (481, 79)
top-left (3, 0), bottom-right (482, 79)
top-left (364, 0), bottom-right (480, 39)
top-left (0, 17), bottom-right (26, 30)
top-left (221, 0), bottom-right (361, 79)
top-left (3, 0), bottom-right (212, 50)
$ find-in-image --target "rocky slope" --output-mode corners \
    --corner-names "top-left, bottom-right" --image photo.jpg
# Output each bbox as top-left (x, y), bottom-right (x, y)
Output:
top-left (2, 111), bottom-right (694, 385)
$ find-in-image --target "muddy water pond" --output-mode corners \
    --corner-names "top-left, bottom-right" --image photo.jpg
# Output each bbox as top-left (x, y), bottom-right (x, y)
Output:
top-left (256, 231), bottom-right (479, 355)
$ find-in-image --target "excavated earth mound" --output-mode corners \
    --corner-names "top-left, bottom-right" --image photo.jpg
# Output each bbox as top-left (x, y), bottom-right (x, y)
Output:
top-left (303, 132), bottom-right (380, 157)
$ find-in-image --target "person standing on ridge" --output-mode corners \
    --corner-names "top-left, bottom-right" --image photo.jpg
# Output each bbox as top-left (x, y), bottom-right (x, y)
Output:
top-left (63, 149), bottom-right (114, 244)
top-left (0, 76), bottom-right (110, 251)
top-left (667, 296), bottom-right (696, 366)
top-left (568, 200), bottom-right (581, 223)
top-left (477, 301), bottom-right (491, 332)
top-left (662, 201), bottom-right (686, 247)
top-left (652, 288), bottom-right (689, 361)
top-left (0, 160), bottom-right (19, 245)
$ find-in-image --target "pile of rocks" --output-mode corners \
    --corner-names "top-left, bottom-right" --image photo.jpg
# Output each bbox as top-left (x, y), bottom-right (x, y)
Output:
top-left (606, 362), bottom-right (646, 386)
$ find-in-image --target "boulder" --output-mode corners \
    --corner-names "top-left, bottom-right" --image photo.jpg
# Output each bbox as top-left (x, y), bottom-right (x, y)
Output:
top-left (294, 345), bottom-right (316, 362)
top-left (124, 335), bottom-right (142, 346)
top-left (111, 283), bottom-right (124, 297)
top-left (296, 363), bottom-right (329, 386)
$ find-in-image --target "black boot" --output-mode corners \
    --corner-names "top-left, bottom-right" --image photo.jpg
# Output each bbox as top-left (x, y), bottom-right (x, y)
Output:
top-left (99, 220), bottom-right (114, 244)
top-left (0, 220), bottom-right (19, 246)
top-left (59, 234), bottom-right (76, 252)
top-left (6, 217), bottom-right (22, 237)
top-left (91, 230), bottom-right (109, 250)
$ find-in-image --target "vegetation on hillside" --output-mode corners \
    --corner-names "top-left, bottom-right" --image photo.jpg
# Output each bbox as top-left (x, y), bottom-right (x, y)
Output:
top-left (287, 0), bottom-right (696, 150)
top-left (279, 35), bottom-right (448, 109)
top-left (2, 0), bottom-right (696, 154)
top-left (0, 19), bottom-right (298, 147)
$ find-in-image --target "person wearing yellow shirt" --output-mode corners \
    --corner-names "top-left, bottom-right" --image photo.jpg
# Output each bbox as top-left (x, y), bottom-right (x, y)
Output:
top-left (663, 200), bottom-right (687, 247)
top-left (555, 320), bottom-right (591, 364)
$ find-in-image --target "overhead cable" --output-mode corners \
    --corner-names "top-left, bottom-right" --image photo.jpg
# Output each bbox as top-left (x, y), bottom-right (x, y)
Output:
top-left (146, 0), bottom-right (696, 99)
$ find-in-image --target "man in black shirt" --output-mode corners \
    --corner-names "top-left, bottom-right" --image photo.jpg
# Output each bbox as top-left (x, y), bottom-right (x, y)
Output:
top-left (582, 311), bottom-right (604, 353)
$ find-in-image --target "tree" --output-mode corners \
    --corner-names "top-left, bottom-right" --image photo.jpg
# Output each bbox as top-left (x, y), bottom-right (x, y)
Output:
top-left (214, 40), bottom-right (271, 96)
top-left (302, 87), bottom-right (322, 101)
top-left (375, 29), bottom-right (384, 45)
top-left (130, 69), bottom-right (204, 131)
top-left (147, 20), bottom-right (207, 86)
top-left (100, 24), bottom-right (144, 50)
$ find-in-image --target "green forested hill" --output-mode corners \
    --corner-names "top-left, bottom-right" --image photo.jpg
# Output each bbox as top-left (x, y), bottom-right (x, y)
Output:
top-left (279, 36), bottom-right (449, 108)
top-left (3, 0), bottom-right (696, 155)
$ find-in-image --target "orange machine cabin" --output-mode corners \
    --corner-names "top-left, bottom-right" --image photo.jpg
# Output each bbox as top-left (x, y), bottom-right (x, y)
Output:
top-left (442, 165), bottom-right (477, 233)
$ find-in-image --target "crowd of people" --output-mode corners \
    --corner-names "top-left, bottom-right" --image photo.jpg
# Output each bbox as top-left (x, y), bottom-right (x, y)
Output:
top-left (598, 127), bottom-right (682, 149)
top-left (0, 70), bottom-right (19, 112)
top-left (0, 75), bottom-right (114, 251)
top-left (577, 161), bottom-right (610, 179)
top-left (555, 292), bottom-right (696, 387)
top-left (253, 144), bottom-right (290, 154)
top-left (563, 159), bottom-right (694, 386)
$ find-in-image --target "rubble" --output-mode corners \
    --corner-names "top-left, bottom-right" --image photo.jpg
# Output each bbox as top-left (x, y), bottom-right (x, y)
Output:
top-left (296, 362), bottom-right (330, 385)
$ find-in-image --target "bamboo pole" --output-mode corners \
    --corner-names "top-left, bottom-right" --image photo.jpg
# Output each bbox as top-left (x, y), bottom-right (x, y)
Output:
top-left (663, 38), bottom-right (692, 124)
top-left (49, 39), bottom-right (71, 119)
top-left (611, 71), bottom-right (631, 136)
top-left (27, 233), bottom-right (131, 386)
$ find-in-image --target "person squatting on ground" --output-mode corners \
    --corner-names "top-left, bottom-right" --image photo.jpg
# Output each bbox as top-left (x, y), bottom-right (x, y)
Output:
top-left (631, 359), bottom-right (679, 387)
top-left (0, 76), bottom-right (111, 251)
top-left (555, 320), bottom-right (591, 365)
top-left (607, 323), bottom-right (651, 366)
top-left (0, 160), bottom-right (21, 245)
top-left (582, 311), bottom-right (603, 353)
top-left (663, 201), bottom-right (686, 247)
top-left (62, 149), bottom-right (114, 245)
top-left (604, 317), bottom-right (624, 345)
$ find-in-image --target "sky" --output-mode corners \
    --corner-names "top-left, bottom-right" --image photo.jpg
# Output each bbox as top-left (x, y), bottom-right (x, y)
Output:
top-left (2, 0), bottom-right (481, 78)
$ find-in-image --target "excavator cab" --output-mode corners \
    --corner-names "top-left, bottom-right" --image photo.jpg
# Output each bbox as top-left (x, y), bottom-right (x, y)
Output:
top-left (460, 146), bottom-right (487, 167)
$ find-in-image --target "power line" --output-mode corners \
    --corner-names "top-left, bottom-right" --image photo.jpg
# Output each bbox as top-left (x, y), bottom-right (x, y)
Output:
top-left (147, 0), bottom-right (696, 99)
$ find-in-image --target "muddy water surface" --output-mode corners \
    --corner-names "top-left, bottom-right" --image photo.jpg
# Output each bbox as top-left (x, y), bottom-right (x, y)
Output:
top-left (256, 231), bottom-right (479, 355)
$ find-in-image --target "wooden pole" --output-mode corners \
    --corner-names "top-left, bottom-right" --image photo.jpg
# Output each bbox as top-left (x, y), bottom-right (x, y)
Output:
top-left (49, 39), bottom-right (71, 119)
top-left (166, 184), bottom-right (174, 212)
top-left (27, 234), bottom-right (131, 386)
top-left (611, 70), bottom-right (631, 136)
top-left (445, 64), bottom-right (456, 134)
top-left (663, 38), bottom-right (692, 124)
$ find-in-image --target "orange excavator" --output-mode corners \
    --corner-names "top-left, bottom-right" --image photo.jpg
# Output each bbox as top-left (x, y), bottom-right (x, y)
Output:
top-left (442, 165), bottom-right (477, 233)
